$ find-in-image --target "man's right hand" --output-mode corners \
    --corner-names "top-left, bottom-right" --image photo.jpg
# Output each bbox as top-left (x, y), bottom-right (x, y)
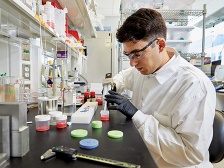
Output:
top-left (102, 78), bottom-right (114, 87)
top-left (105, 90), bottom-right (137, 119)
top-left (102, 73), bottom-right (116, 92)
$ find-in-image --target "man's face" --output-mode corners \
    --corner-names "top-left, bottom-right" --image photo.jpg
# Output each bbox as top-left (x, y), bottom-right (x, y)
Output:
top-left (123, 39), bottom-right (166, 75)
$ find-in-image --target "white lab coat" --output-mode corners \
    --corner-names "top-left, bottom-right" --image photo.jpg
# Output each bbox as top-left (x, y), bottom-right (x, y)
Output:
top-left (113, 47), bottom-right (216, 168)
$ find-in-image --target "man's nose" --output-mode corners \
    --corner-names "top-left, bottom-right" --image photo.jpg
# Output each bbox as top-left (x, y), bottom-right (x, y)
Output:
top-left (130, 59), bottom-right (138, 67)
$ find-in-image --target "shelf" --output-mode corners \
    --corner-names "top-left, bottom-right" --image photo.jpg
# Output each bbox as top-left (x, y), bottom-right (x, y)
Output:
top-left (167, 25), bottom-right (194, 30)
top-left (158, 10), bottom-right (204, 26)
top-left (123, 10), bottom-right (203, 26)
top-left (1, 0), bottom-right (86, 52)
top-left (9, 0), bottom-right (55, 37)
top-left (51, 37), bottom-right (85, 51)
top-left (195, 6), bottom-right (224, 28)
top-left (180, 53), bottom-right (202, 57)
top-left (0, 5), bottom-right (40, 40)
top-left (166, 40), bottom-right (192, 43)
top-left (57, 0), bottom-right (97, 38)
top-left (0, 30), bottom-right (30, 44)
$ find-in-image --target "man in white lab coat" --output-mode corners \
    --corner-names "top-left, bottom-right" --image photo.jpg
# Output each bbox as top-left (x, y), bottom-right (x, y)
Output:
top-left (105, 8), bottom-right (216, 168)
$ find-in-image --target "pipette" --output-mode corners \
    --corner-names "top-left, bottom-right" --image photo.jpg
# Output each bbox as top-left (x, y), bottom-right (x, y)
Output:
top-left (101, 84), bottom-right (110, 120)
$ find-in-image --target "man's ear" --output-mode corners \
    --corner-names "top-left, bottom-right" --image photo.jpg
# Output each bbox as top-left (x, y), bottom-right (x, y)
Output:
top-left (157, 38), bottom-right (166, 52)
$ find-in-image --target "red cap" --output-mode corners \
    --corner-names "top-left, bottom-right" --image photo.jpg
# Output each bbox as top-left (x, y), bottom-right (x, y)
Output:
top-left (97, 99), bottom-right (102, 105)
top-left (51, 2), bottom-right (57, 8)
top-left (90, 91), bottom-right (95, 96)
top-left (84, 92), bottom-right (89, 96)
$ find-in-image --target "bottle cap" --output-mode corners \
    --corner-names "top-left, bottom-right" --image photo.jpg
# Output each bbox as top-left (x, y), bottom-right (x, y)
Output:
top-left (46, 1), bottom-right (51, 5)
top-left (35, 115), bottom-right (51, 121)
top-left (49, 111), bottom-right (62, 117)
top-left (56, 114), bottom-right (67, 121)
top-left (90, 91), bottom-right (95, 96)
top-left (84, 92), bottom-right (89, 96)
top-left (51, 2), bottom-right (57, 7)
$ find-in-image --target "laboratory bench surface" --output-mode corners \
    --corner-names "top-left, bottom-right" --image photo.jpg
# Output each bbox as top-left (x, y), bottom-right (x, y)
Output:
top-left (6, 106), bottom-right (158, 168)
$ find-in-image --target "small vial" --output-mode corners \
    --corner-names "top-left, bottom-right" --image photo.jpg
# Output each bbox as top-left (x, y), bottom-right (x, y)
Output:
top-left (100, 110), bottom-right (109, 121)
top-left (49, 111), bottom-right (62, 125)
top-left (56, 115), bottom-right (67, 128)
top-left (35, 115), bottom-right (51, 131)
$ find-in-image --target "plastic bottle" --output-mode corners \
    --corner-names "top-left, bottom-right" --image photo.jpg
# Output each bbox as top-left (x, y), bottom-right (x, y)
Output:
top-left (44, 1), bottom-right (55, 29)
top-left (74, 67), bottom-right (79, 82)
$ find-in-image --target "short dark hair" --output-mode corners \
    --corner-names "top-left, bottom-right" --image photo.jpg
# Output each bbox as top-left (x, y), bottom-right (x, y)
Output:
top-left (116, 8), bottom-right (167, 43)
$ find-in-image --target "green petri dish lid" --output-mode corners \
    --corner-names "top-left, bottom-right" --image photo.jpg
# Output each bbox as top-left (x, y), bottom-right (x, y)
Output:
top-left (92, 120), bottom-right (102, 128)
top-left (107, 130), bottom-right (123, 139)
top-left (71, 129), bottom-right (88, 138)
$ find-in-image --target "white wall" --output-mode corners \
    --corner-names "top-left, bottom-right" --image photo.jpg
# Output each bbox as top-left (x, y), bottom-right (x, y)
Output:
top-left (192, 0), bottom-right (224, 16)
top-left (94, 0), bottom-right (121, 31)
top-left (0, 40), bottom-right (8, 75)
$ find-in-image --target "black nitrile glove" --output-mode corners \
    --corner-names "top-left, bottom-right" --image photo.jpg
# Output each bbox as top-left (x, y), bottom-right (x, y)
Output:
top-left (105, 90), bottom-right (138, 119)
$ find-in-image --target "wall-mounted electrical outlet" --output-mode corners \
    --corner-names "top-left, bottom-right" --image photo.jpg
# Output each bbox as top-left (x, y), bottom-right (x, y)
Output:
top-left (22, 64), bottom-right (30, 80)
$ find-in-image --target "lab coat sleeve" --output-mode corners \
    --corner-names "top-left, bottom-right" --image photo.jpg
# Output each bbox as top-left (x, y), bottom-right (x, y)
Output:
top-left (112, 67), bottom-right (135, 93)
top-left (132, 88), bottom-right (216, 167)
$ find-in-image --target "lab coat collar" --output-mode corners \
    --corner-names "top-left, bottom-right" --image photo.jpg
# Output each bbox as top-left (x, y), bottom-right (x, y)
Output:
top-left (149, 47), bottom-right (179, 84)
